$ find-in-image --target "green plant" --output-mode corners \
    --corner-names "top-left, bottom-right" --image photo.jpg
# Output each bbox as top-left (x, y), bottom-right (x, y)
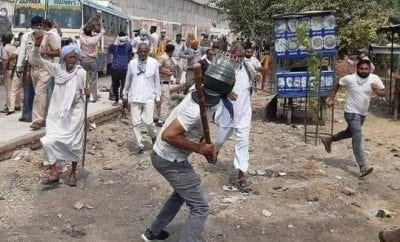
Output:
top-left (295, 26), bottom-right (322, 122)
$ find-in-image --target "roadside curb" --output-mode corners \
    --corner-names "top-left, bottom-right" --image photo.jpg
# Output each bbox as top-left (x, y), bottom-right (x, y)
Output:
top-left (0, 105), bottom-right (122, 161)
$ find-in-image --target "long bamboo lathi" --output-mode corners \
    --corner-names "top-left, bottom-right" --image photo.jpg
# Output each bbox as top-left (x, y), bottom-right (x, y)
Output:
top-left (193, 64), bottom-right (216, 163)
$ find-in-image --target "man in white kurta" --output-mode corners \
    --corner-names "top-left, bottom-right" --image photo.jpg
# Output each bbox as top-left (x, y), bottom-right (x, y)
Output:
top-left (215, 46), bottom-right (255, 191)
top-left (32, 32), bottom-right (87, 186)
top-left (123, 43), bottom-right (161, 154)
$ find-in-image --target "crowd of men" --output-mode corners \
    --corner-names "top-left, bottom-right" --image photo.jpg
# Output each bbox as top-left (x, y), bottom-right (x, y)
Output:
top-left (0, 14), bottom-right (398, 242)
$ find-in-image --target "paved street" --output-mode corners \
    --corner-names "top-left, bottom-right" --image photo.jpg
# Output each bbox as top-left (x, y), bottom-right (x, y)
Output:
top-left (0, 76), bottom-right (117, 156)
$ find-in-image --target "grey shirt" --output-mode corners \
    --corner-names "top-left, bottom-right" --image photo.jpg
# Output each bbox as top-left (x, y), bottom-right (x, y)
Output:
top-left (179, 47), bottom-right (207, 67)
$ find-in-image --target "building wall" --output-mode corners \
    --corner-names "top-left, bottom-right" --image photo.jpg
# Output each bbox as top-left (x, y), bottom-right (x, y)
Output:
top-left (0, 0), bottom-right (14, 35)
top-left (1, 0), bottom-right (230, 38)
top-left (112, 0), bottom-right (229, 38)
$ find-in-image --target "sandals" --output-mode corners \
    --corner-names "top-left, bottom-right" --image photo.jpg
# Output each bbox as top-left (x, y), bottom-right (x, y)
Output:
top-left (229, 177), bottom-right (252, 193)
top-left (98, 85), bottom-right (109, 92)
top-left (67, 173), bottom-right (77, 187)
top-left (30, 122), bottom-right (43, 131)
top-left (41, 177), bottom-right (60, 185)
top-left (237, 179), bottom-right (253, 193)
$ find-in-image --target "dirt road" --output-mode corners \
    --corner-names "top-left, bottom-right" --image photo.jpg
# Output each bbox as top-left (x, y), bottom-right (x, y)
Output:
top-left (0, 92), bottom-right (399, 242)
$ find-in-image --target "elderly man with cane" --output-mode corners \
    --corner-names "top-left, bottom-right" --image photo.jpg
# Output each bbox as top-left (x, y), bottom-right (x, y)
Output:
top-left (31, 32), bottom-right (89, 187)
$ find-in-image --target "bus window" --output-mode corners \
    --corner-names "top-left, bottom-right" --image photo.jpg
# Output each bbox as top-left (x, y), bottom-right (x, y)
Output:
top-left (122, 20), bottom-right (127, 34)
top-left (47, 0), bottom-right (81, 29)
top-left (14, 0), bottom-right (46, 28)
top-left (104, 13), bottom-right (111, 34)
top-left (118, 17), bottom-right (122, 33)
top-left (119, 18), bottom-right (126, 33)
top-left (113, 15), bottom-right (118, 35)
top-left (89, 6), bottom-right (96, 19)
top-left (83, 5), bottom-right (91, 24)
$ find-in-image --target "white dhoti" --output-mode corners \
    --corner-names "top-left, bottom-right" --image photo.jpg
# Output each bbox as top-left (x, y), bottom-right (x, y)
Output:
top-left (215, 67), bottom-right (252, 173)
top-left (33, 44), bottom-right (86, 166)
top-left (40, 71), bottom-right (86, 166)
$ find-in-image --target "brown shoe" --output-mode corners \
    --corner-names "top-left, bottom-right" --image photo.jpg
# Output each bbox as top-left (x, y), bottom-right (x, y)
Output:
top-left (67, 173), bottom-right (77, 187)
top-left (30, 122), bottom-right (43, 130)
top-left (360, 163), bottom-right (374, 177)
top-left (321, 136), bottom-right (332, 153)
top-left (379, 228), bottom-right (400, 242)
top-left (41, 172), bottom-right (60, 185)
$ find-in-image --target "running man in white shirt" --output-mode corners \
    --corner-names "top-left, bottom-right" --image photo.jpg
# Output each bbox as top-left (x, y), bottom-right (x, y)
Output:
top-left (244, 46), bottom-right (262, 89)
top-left (321, 59), bottom-right (387, 177)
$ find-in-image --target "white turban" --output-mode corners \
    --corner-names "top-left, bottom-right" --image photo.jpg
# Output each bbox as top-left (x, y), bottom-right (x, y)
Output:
top-left (60, 43), bottom-right (80, 62)
top-left (115, 36), bottom-right (128, 45)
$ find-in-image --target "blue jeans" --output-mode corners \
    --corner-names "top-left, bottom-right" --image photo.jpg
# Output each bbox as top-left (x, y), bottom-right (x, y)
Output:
top-left (332, 112), bottom-right (366, 166)
top-left (21, 81), bottom-right (34, 122)
top-left (150, 152), bottom-right (209, 242)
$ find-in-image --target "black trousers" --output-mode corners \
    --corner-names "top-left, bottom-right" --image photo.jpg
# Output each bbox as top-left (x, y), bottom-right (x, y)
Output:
top-left (111, 68), bottom-right (127, 102)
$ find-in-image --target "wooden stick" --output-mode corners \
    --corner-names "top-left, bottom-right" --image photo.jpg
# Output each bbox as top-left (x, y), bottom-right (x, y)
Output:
top-left (193, 64), bottom-right (216, 163)
top-left (82, 73), bottom-right (90, 168)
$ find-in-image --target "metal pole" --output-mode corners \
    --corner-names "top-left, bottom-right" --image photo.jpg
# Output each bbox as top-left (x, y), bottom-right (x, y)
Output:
top-left (304, 71), bottom-right (309, 143)
top-left (315, 57), bottom-right (323, 146)
top-left (389, 31), bottom-right (394, 105)
top-left (331, 56), bottom-right (336, 136)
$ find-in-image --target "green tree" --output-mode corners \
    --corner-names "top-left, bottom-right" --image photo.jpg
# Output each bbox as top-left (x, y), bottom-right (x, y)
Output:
top-left (211, 0), bottom-right (399, 53)
top-left (210, 0), bottom-right (287, 42)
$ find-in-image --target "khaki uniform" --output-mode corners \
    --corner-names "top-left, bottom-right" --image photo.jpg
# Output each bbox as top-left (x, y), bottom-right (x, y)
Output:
top-left (2, 44), bottom-right (21, 111)
top-left (18, 32), bottom-right (59, 125)
top-left (156, 53), bottom-right (176, 121)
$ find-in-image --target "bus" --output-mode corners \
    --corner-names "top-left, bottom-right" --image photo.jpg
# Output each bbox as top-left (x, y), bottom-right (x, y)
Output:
top-left (12, 0), bottom-right (132, 73)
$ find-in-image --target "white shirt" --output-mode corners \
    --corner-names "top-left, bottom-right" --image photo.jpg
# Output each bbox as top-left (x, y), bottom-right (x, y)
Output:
top-left (47, 30), bottom-right (61, 63)
top-left (339, 73), bottom-right (385, 116)
top-left (123, 57), bottom-right (161, 103)
top-left (131, 36), bottom-right (150, 53)
top-left (245, 56), bottom-right (261, 70)
top-left (74, 39), bottom-right (81, 49)
top-left (150, 32), bottom-right (159, 51)
top-left (153, 93), bottom-right (217, 162)
top-left (16, 31), bottom-right (33, 69)
top-left (172, 40), bottom-right (185, 57)
top-left (216, 66), bottom-right (252, 129)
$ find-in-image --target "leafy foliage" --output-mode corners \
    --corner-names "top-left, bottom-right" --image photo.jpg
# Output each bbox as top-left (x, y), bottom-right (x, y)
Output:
top-left (211, 0), bottom-right (400, 53)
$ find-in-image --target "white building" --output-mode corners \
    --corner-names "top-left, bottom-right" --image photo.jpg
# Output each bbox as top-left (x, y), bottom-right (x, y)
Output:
top-left (111, 0), bottom-right (230, 39)
top-left (1, 0), bottom-right (231, 39)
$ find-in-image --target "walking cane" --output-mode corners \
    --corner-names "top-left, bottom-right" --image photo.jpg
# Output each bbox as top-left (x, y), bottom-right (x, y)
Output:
top-left (193, 64), bottom-right (216, 164)
top-left (81, 73), bottom-right (90, 189)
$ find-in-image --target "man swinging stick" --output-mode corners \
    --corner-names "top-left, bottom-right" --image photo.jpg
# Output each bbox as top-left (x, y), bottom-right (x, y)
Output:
top-left (141, 53), bottom-right (237, 241)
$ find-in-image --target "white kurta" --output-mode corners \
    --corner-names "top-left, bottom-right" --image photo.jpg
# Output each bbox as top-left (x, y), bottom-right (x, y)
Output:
top-left (216, 67), bottom-right (252, 129)
top-left (32, 48), bottom-right (87, 165)
top-left (215, 67), bottom-right (252, 173)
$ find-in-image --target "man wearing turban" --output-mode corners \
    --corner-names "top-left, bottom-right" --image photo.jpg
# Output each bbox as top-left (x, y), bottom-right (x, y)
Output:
top-left (31, 32), bottom-right (89, 187)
